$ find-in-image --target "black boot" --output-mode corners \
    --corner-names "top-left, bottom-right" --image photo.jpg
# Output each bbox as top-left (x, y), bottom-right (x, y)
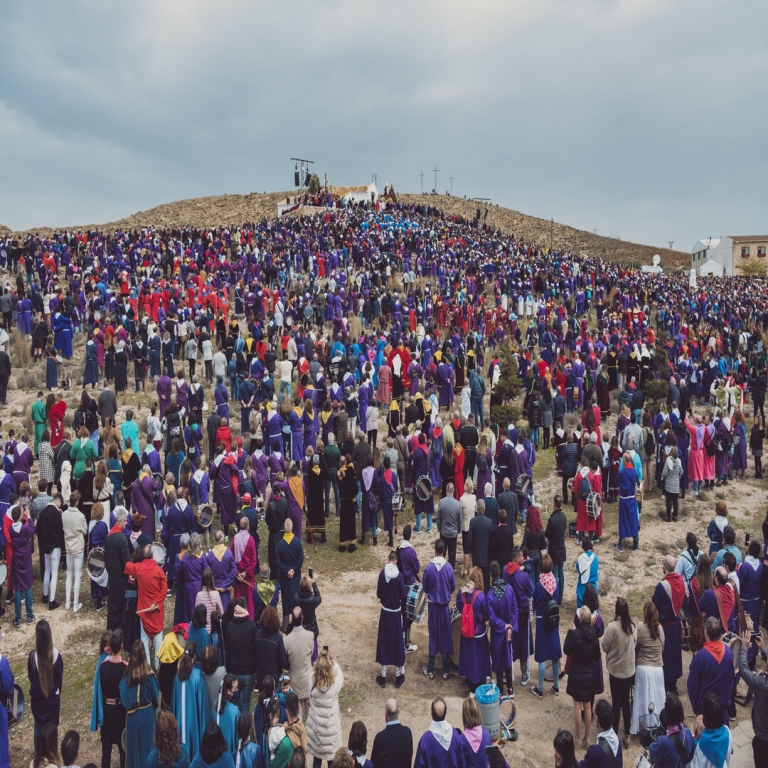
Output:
top-left (373, 536), bottom-right (378, 546)
top-left (388, 533), bottom-right (394, 547)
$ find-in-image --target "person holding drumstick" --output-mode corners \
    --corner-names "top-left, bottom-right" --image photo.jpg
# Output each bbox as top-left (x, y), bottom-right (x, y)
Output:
top-left (125, 542), bottom-right (168, 671)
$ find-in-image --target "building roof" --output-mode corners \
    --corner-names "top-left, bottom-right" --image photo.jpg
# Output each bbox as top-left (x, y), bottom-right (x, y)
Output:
top-left (729, 235), bottom-right (768, 243)
top-left (691, 238), bottom-right (721, 253)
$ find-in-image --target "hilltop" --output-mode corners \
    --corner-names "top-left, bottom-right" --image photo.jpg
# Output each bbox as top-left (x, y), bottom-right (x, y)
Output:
top-left (11, 189), bottom-right (689, 269)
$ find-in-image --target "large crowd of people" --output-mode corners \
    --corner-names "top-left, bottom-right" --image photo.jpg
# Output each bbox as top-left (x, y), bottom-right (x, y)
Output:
top-left (2, 199), bottom-right (768, 767)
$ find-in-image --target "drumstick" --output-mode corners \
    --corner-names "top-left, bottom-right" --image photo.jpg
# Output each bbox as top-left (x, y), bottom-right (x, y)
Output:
top-left (136, 603), bottom-right (159, 614)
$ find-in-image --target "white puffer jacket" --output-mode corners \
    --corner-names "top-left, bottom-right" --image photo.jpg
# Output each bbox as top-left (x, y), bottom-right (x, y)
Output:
top-left (305, 662), bottom-right (344, 761)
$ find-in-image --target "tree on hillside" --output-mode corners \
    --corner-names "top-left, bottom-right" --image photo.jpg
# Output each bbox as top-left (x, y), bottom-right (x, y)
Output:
top-left (491, 342), bottom-right (522, 426)
top-left (308, 174), bottom-right (321, 195)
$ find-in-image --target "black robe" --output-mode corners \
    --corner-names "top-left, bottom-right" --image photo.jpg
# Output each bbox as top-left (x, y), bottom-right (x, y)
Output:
top-left (105, 529), bottom-right (130, 631)
top-left (114, 349), bottom-right (128, 393)
top-left (338, 465), bottom-right (358, 547)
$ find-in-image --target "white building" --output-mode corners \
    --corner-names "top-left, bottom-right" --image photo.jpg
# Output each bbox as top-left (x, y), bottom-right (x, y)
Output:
top-left (691, 237), bottom-right (733, 276)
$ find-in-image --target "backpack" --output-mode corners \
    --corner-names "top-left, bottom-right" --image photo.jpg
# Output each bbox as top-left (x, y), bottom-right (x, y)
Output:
top-left (431, 437), bottom-right (441, 458)
top-left (476, 451), bottom-right (488, 472)
top-left (544, 596), bottom-right (560, 632)
top-left (705, 434), bottom-right (717, 456)
top-left (718, 429), bottom-right (733, 453)
top-left (73, 409), bottom-right (84, 432)
top-left (644, 428), bottom-right (655, 458)
top-left (578, 476), bottom-right (590, 501)
top-left (461, 591), bottom-right (480, 638)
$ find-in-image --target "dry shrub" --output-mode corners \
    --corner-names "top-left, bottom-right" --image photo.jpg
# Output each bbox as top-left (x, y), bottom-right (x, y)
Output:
top-left (11, 330), bottom-right (30, 368)
top-left (16, 369), bottom-right (37, 391)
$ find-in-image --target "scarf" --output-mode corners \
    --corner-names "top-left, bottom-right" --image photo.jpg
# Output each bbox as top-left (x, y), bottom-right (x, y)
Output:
top-left (156, 632), bottom-right (185, 664)
top-left (491, 578), bottom-right (508, 601)
top-left (431, 556), bottom-right (447, 572)
top-left (288, 476), bottom-right (305, 509)
top-left (540, 572), bottom-right (557, 596)
top-left (384, 563), bottom-right (399, 583)
top-left (745, 554), bottom-right (761, 572)
top-left (257, 577), bottom-right (276, 607)
top-left (283, 532), bottom-right (295, 545)
top-left (698, 725), bottom-right (731, 768)
top-left (108, 523), bottom-right (124, 536)
top-left (233, 529), bottom-right (250, 564)
top-left (463, 725), bottom-right (483, 753)
top-left (399, 540), bottom-right (413, 551)
top-left (362, 466), bottom-right (375, 491)
top-left (663, 572), bottom-right (686, 615)
top-left (704, 639), bottom-right (726, 664)
top-left (428, 720), bottom-right (453, 751)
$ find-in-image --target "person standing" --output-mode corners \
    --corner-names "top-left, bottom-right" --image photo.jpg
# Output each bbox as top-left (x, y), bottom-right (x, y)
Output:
top-left (31, 392), bottom-right (47, 456)
top-left (370, 698), bottom-right (413, 768)
top-left (397, 525), bottom-right (421, 654)
top-left (337, 458), bottom-right (358, 553)
top-left (487, 560), bottom-right (518, 697)
top-left (99, 629), bottom-right (128, 768)
top-left (467, 499), bottom-right (494, 592)
top-left (125, 543), bottom-right (168, 671)
top-left (230, 519), bottom-right (257, 619)
top-left (306, 651), bottom-right (344, 768)
top-left (204, 529), bottom-right (238, 613)
top-left (9, 504), bottom-right (36, 626)
top-left (121, 640), bottom-right (160, 768)
top-left (435, 482), bottom-right (462, 570)
top-left (544, 495), bottom-right (567, 602)
top-left (376, 551), bottom-right (407, 689)
top-left (28, 619), bottom-right (63, 746)
top-left (601, 598), bottom-right (636, 750)
top-left (105, 507), bottom-right (131, 631)
top-left (62, 497), bottom-right (88, 612)
top-left (37, 494), bottom-right (64, 611)
top-left (688, 617), bottom-right (734, 725)
top-left (277, 519), bottom-right (304, 632)
top-left (456, 567), bottom-right (491, 692)
top-left (413, 696), bottom-right (463, 768)
top-left (0, 345), bottom-right (11, 405)
top-left (224, 597), bottom-right (257, 716)
top-left (652, 555), bottom-right (685, 694)
top-left (284, 607), bottom-right (315, 717)
top-left (0, 640), bottom-right (13, 768)
top-left (421, 539), bottom-right (456, 681)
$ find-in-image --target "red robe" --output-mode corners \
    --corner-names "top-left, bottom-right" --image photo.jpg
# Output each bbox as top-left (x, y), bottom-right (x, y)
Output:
top-left (48, 400), bottom-right (67, 447)
top-left (231, 534), bottom-right (257, 618)
top-left (453, 445), bottom-right (466, 498)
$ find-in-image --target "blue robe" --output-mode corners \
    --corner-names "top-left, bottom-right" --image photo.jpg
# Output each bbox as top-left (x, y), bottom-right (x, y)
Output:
top-left (172, 668), bottom-right (212, 760)
top-left (687, 643), bottom-right (734, 718)
top-left (217, 700), bottom-right (240, 754)
top-left (231, 742), bottom-right (262, 768)
top-left (533, 581), bottom-right (561, 663)
top-left (652, 580), bottom-right (684, 685)
top-left (505, 564), bottom-right (533, 662)
top-left (84, 340), bottom-right (99, 385)
top-left (487, 580), bottom-right (518, 675)
top-left (0, 654), bottom-right (14, 768)
top-left (376, 568), bottom-right (407, 667)
top-left (89, 520), bottom-right (109, 599)
top-left (89, 651), bottom-right (107, 732)
top-left (119, 674), bottom-right (159, 768)
top-left (190, 754), bottom-right (235, 768)
top-left (414, 728), bottom-right (464, 768)
top-left (187, 623), bottom-right (211, 660)
top-left (457, 588), bottom-right (491, 685)
top-left (148, 744), bottom-right (190, 768)
top-left (617, 465), bottom-right (639, 539)
top-left (422, 559), bottom-right (456, 657)
top-left (739, 557), bottom-right (763, 662)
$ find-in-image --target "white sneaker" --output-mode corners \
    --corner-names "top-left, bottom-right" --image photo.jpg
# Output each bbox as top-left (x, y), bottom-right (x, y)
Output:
top-left (405, 643), bottom-right (418, 654)
top-left (65, 602), bottom-right (71, 610)
top-left (73, 603), bottom-right (83, 613)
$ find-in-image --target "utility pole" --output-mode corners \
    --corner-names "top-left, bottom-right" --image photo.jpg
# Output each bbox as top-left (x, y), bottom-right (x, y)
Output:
top-left (420, 170), bottom-right (424, 194)
top-left (433, 165), bottom-right (439, 193)
top-left (668, 241), bottom-right (674, 251)
top-left (449, 175), bottom-right (454, 196)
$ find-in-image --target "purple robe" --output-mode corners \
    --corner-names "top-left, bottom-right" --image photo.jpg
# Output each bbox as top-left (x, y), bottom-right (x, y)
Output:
top-left (487, 580), bottom-right (518, 675)
top-left (398, 543), bottom-right (420, 586)
top-left (216, 458), bottom-right (239, 527)
top-left (141, 445), bottom-right (162, 475)
top-left (422, 559), bottom-right (456, 657)
top-left (9, 518), bottom-right (36, 590)
top-left (376, 568), bottom-right (407, 667)
top-left (505, 564), bottom-right (534, 661)
top-left (456, 588), bottom-right (491, 685)
top-left (12, 443), bottom-right (34, 487)
top-left (251, 451), bottom-right (269, 499)
top-left (267, 452), bottom-right (286, 486)
top-left (132, 475), bottom-right (159, 540)
top-left (205, 544), bottom-right (238, 611)
top-left (156, 375), bottom-right (173, 420)
top-left (414, 729), bottom-right (463, 768)
top-left (175, 379), bottom-right (189, 413)
top-left (174, 553), bottom-right (207, 623)
top-left (739, 558), bottom-right (763, 662)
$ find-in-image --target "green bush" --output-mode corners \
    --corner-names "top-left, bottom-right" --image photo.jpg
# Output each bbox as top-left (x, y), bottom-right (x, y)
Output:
top-left (308, 174), bottom-right (321, 195)
top-left (491, 403), bottom-right (521, 428)
top-left (645, 379), bottom-right (670, 406)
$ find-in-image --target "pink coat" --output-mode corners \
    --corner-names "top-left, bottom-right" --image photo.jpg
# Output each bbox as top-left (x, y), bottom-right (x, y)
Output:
top-left (685, 418), bottom-right (704, 482)
top-left (376, 365), bottom-right (392, 405)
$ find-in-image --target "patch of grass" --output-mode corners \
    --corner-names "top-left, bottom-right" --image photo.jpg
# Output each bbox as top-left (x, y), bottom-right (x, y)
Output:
top-left (697, 492), bottom-right (710, 503)
top-left (11, 329), bottom-right (30, 368)
top-left (339, 686), bottom-right (366, 712)
top-left (625, 588), bottom-right (649, 618)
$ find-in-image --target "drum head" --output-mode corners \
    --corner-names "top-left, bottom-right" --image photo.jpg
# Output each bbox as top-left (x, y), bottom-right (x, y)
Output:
top-left (416, 475), bottom-right (432, 502)
top-left (87, 548), bottom-right (106, 578)
top-left (8, 684), bottom-right (25, 727)
top-left (151, 544), bottom-right (166, 566)
top-left (0, 562), bottom-right (7, 587)
top-left (197, 504), bottom-right (214, 528)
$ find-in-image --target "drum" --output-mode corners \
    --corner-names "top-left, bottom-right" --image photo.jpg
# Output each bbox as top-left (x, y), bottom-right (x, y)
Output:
top-left (567, 521), bottom-right (578, 539)
top-left (586, 492), bottom-right (602, 519)
top-left (515, 475), bottom-right (532, 497)
top-left (87, 547), bottom-right (106, 579)
top-left (7, 683), bottom-right (25, 727)
top-left (415, 475), bottom-right (433, 502)
top-left (449, 606), bottom-right (462, 667)
top-left (392, 492), bottom-right (404, 514)
top-left (0, 562), bottom-right (7, 587)
top-left (151, 543), bottom-right (166, 567)
top-left (406, 583), bottom-right (427, 623)
top-left (634, 754), bottom-right (653, 768)
top-left (543, 659), bottom-right (555, 682)
top-left (196, 504), bottom-right (214, 529)
top-left (721, 631), bottom-right (742, 671)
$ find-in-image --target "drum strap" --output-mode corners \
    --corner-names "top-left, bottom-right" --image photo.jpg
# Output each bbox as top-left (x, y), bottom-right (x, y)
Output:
top-left (670, 732), bottom-right (693, 767)
top-left (598, 738), bottom-right (618, 768)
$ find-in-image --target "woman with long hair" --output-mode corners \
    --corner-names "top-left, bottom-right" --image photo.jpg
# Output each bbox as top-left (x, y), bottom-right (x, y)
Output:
top-left (31, 722), bottom-right (61, 768)
top-left (102, 417), bottom-right (122, 457)
top-left (119, 639), bottom-right (159, 768)
top-left (689, 553), bottom-right (716, 650)
top-left (171, 641), bottom-right (212, 759)
top-left (630, 601), bottom-right (666, 735)
top-left (456, 566), bottom-right (490, 691)
top-left (147, 709), bottom-right (190, 768)
top-left (93, 460), bottom-right (115, 519)
top-left (232, 712), bottom-right (262, 768)
top-left (187, 604), bottom-right (212, 662)
top-left (99, 629), bottom-right (127, 768)
top-left (456, 697), bottom-right (493, 766)
top-left (28, 619), bottom-right (63, 747)
top-left (191, 722), bottom-right (234, 768)
top-left (553, 730), bottom-right (577, 768)
top-left (215, 674), bottom-right (240, 755)
top-left (601, 597), bottom-right (636, 748)
top-left (107, 445), bottom-right (123, 505)
top-left (522, 506), bottom-right (546, 585)
top-left (195, 568), bottom-right (223, 633)
top-left (306, 650), bottom-right (344, 768)
top-left (90, 629), bottom-right (112, 734)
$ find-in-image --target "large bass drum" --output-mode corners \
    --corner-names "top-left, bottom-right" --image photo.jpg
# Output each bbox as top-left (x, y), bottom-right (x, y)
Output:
top-left (449, 606), bottom-right (462, 667)
top-left (87, 547), bottom-right (109, 587)
top-left (196, 504), bottom-right (214, 529)
top-left (415, 475), bottom-right (433, 502)
top-left (6, 684), bottom-right (25, 727)
top-left (586, 492), bottom-right (602, 519)
top-left (721, 631), bottom-right (742, 671)
top-left (405, 583), bottom-right (427, 623)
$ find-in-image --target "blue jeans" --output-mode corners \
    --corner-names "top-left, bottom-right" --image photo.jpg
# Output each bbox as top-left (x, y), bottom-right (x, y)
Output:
top-left (279, 380), bottom-right (291, 398)
top-left (553, 562), bottom-right (564, 604)
top-left (415, 512), bottom-right (432, 533)
top-left (325, 478), bottom-right (340, 517)
top-left (538, 660), bottom-right (560, 691)
top-left (471, 398), bottom-right (483, 426)
top-left (427, 653), bottom-right (450, 673)
top-left (236, 674), bottom-right (253, 715)
top-left (531, 426), bottom-right (540, 448)
top-left (15, 587), bottom-right (33, 622)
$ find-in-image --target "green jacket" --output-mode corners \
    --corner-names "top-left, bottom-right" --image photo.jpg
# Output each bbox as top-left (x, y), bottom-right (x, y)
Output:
top-left (322, 444), bottom-right (340, 478)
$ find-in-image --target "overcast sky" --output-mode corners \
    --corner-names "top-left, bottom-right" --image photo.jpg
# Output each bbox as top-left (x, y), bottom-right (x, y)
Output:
top-left (1, 0), bottom-right (766, 251)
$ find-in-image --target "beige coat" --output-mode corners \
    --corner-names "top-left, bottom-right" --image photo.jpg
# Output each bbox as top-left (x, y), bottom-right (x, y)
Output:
top-left (305, 662), bottom-right (344, 761)
top-left (284, 625), bottom-right (315, 700)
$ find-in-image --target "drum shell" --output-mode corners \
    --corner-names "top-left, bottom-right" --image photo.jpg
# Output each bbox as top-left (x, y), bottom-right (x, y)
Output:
top-left (405, 583), bottom-right (426, 622)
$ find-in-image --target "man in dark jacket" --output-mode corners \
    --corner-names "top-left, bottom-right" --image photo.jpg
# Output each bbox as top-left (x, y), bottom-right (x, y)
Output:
top-left (561, 436), bottom-right (580, 506)
top-left (489, 508), bottom-right (515, 568)
top-left (105, 507), bottom-right (130, 631)
top-left (496, 477), bottom-right (519, 536)
top-left (458, 415), bottom-right (479, 481)
top-left (225, 596), bottom-right (257, 715)
top-left (0, 347), bottom-right (10, 404)
top-left (467, 499), bottom-right (494, 593)
top-left (206, 411), bottom-right (222, 460)
top-left (749, 370), bottom-right (767, 427)
top-left (544, 495), bottom-right (568, 603)
top-left (552, 391), bottom-right (566, 425)
top-left (370, 698), bottom-right (414, 768)
top-left (37, 495), bottom-right (65, 610)
top-left (97, 382), bottom-right (118, 427)
top-left (266, 487), bottom-right (289, 579)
